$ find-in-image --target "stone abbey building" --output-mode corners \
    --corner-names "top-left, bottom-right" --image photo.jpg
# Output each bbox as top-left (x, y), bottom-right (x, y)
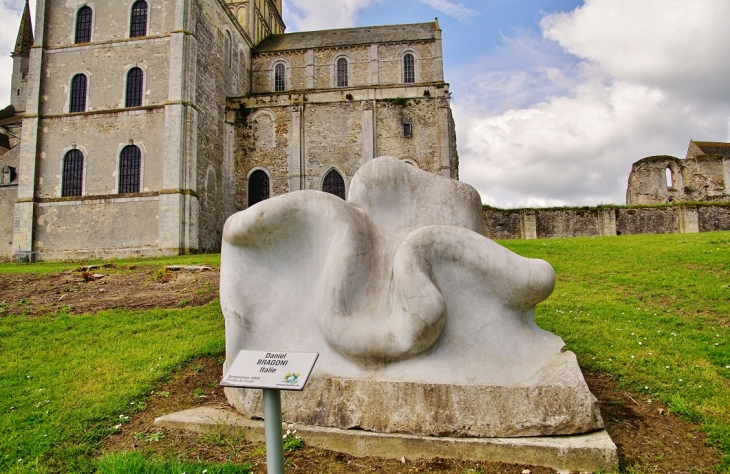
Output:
top-left (0, 0), bottom-right (458, 260)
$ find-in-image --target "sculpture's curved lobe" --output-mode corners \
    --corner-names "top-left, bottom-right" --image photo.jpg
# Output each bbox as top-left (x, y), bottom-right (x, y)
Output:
top-left (221, 157), bottom-right (603, 437)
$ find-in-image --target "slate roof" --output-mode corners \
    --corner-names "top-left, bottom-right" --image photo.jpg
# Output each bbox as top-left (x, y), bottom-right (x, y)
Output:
top-left (255, 21), bottom-right (439, 53)
top-left (692, 141), bottom-right (730, 158)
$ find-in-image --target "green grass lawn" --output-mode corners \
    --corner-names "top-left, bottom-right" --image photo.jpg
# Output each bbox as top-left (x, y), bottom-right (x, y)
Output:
top-left (0, 232), bottom-right (728, 473)
top-left (503, 232), bottom-right (730, 469)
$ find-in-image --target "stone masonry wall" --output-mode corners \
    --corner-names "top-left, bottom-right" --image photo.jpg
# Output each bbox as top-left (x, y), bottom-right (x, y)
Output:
top-left (698, 206), bottom-right (730, 232)
top-left (536, 209), bottom-right (600, 238)
top-left (616, 207), bottom-right (678, 235)
top-left (44, 1), bottom-right (178, 48)
top-left (35, 110), bottom-right (165, 197)
top-left (33, 197), bottom-right (160, 260)
top-left (0, 186), bottom-right (17, 258)
top-left (483, 204), bottom-right (730, 240)
top-left (193, 0), bottom-right (251, 253)
top-left (251, 41), bottom-right (441, 93)
top-left (231, 93), bottom-right (450, 209)
top-left (375, 98), bottom-right (442, 174)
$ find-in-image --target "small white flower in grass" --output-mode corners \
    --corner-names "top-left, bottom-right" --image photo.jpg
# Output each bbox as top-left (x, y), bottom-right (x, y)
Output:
top-left (631, 356), bottom-right (635, 359)
top-left (282, 435), bottom-right (286, 439)
top-left (17, 459), bottom-right (22, 463)
top-left (666, 366), bottom-right (670, 369)
top-left (644, 386), bottom-right (649, 390)
top-left (639, 342), bottom-right (643, 345)
top-left (679, 379), bottom-right (683, 382)
top-left (715, 343), bottom-right (720, 346)
top-left (202, 470), bottom-right (208, 474)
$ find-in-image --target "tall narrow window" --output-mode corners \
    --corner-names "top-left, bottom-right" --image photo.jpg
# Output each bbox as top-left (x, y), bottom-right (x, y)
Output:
top-left (336, 57), bottom-right (348, 88)
top-left (130, 1), bottom-right (148, 38)
top-left (403, 53), bottom-right (415, 84)
top-left (126, 67), bottom-right (144, 107)
top-left (248, 170), bottom-right (269, 207)
top-left (70, 74), bottom-right (88, 113)
top-left (403, 121), bottom-right (412, 137)
top-left (665, 167), bottom-right (673, 188)
top-left (225, 31), bottom-right (232, 68)
top-left (119, 145), bottom-right (141, 193)
top-left (75, 6), bottom-right (92, 44)
top-left (274, 63), bottom-right (285, 92)
top-left (323, 169), bottom-right (345, 200)
top-left (62, 150), bottom-right (84, 197)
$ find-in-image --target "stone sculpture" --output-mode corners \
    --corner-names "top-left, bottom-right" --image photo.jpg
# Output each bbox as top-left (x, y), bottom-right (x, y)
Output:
top-left (221, 157), bottom-right (603, 438)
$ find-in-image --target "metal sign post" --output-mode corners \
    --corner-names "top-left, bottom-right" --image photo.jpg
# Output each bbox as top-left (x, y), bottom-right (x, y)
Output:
top-left (221, 350), bottom-right (319, 474)
top-left (263, 389), bottom-right (284, 474)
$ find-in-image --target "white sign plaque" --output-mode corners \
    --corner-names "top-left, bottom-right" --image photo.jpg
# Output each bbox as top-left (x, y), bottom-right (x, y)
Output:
top-left (220, 350), bottom-right (319, 391)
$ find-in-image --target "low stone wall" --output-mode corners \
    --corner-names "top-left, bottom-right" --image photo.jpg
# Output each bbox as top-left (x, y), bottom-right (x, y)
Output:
top-left (484, 204), bottom-right (730, 240)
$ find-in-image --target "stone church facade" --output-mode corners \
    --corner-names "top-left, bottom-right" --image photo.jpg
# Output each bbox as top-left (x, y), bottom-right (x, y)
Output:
top-left (0, 0), bottom-right (457, 260)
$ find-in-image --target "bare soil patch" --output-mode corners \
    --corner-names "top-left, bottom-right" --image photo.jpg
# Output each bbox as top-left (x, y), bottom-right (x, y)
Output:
top-left (0, 265), bottom-right (219, 316)
top-left (2, 267), bottom-right (722, 472)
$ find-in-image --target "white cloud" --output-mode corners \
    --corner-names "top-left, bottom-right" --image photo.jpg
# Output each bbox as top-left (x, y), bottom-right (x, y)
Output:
top-left (541, 0), bottom-right (730, 100)
top-left (455, 0), bottom-right (730, 207)
top-left (415, 0), bottom-right (477, 23)
top-left (283, 0), bottom-right (380, 31)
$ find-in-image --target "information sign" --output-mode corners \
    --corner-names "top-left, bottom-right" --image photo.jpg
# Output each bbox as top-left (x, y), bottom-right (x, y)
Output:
top-left (220, 350), bottom-right (318, 391)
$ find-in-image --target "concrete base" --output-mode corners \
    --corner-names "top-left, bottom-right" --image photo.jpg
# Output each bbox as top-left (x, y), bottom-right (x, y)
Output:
top-left (154, 406), bottom-right (618, 473)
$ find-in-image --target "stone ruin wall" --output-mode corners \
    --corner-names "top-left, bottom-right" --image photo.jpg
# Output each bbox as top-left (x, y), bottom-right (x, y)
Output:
top-left (627, 155), bottom-right (730, 205)
top-left (483, 204), bottom-right (730, 240)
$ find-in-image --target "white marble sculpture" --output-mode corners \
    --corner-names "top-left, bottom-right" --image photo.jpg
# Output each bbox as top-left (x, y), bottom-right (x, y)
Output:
top-left (221, 157), bottom-right (603, 437)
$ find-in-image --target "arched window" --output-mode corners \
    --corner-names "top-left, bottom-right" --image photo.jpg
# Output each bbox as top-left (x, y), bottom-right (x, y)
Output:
top-left (62, 150), bottom-right (84, 197)
top-left (119, 145), bottom-right (141, 193)
top-left (403, 53), bottom-right (415, 84)
top-left (130, 0), bottom-right (148, 38)
top-left (323, 169), bottom-right (345, 200)
top-left (126, 67), bottom-right (144, 107)
top-left (274, 63), bottom-right (285, 92)
top-left (225, 31), bottom-right (232, 68)
top-left (75, 6), bottom-right (93, 44)
top-left (336, 57), bottom-right (348, 88)
top-left (665, 167), bottom-right (673, 188)
top-left (70, 74), bottom-right (88, 113)
top-left (248, 170), bottom-right (269, 206)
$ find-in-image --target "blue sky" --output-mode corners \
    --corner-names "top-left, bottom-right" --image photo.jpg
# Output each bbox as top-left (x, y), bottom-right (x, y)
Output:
top-left (2, 0), bottom-right (729, 207)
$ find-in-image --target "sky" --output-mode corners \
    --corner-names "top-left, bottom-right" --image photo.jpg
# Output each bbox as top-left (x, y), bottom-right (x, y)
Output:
top-left (2, 0), bottom-right (729, 208)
